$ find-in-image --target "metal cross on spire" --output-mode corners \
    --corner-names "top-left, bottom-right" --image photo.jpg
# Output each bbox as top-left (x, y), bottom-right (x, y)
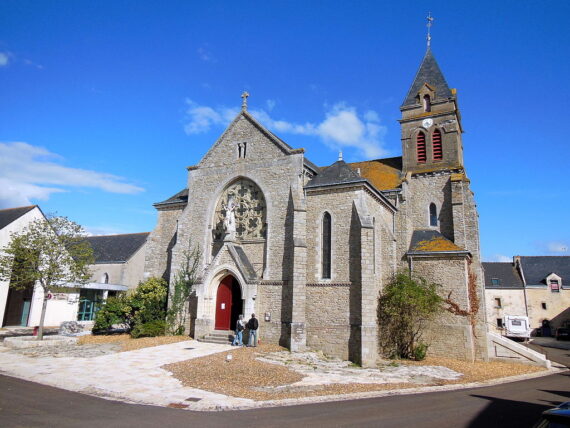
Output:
top-left (241, 91), bottom-right (250, 110)
top-left (426, 12), bottom-right (434, 48)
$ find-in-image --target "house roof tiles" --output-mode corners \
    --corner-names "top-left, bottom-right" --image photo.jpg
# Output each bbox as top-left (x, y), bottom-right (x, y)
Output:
top-left (86, 232), bottom-right (149, 263)
top-left (0, 205), bottom-right (37, 231)
top-left (482, 262), bottom-right (524, 288)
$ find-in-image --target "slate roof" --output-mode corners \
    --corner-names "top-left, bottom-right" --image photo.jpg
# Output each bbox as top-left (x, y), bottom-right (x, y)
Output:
top-left (402, 48), bottom-right (453, 107)
top-left (348, 157), bottom-right (403, 191)
top-left (482, 262), bottom-right (524, 288)
top-left (0, 205), bottom-right (37, 230)
top-left (408, 229), bottom-right (466, 254)
top-left (86, 232), bottom-right (150, 263)
top-left (154, 188), bottom-right (189, 208)
top-left (305, 160), bottom-right (367, 189)
top-left (519, 256), bottom-right (570, 285)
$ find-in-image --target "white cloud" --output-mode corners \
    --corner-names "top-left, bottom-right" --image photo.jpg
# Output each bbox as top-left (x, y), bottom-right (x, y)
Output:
top-left (183, 100), bottom-right (238, 134)
top-left (197, 46), bottom-right (215, 63)
top-left (488, 254), bottom-right (512, 262)
top-left (0, 142), bottom-right (144, 208)
top-left (0, 52), bottom-right (9, 67)
top-left (184, 100), bottom-right (388, 158)
top-left (266, 99), bottom-right (276, 111)
top-left (546, 242), bottom-right (568, 253)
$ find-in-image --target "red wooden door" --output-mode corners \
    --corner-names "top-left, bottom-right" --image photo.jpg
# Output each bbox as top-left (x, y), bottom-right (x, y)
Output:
top-left (215, 276), bottom-right (233, 330)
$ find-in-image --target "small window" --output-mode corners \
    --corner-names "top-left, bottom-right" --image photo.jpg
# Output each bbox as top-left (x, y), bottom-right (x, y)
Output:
top-left (322, 212), bottom-right (332, 279)
top-left (491, 278), bottom-right (501, 286)
top-left (416, 132), bottom-right (426, 163)
top-left (423, 94), bottom-right (431, 112)
top-left (237, 142), bottom-right (247, 159)
top-left (432, 129), bottom-right (442, 161)
top-left (100, 273), bottom-right (109, 284)
top-left (541, 302), bottom-right (547, 310)
top-left (494, 298), bottom-right (502, 308)
top-left (496, 318), bottom-right (503, 328)
top-left (429, 203), bottom-right (437, 227)
top-left (550, 279), bottom-right (560, 292)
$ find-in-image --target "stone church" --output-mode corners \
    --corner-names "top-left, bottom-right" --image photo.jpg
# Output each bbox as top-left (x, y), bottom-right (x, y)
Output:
top-left (143, 47), bottom-right (489, 366)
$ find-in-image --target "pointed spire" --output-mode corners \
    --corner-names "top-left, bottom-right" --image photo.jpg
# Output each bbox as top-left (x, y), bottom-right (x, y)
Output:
top-left (241, 91), bottom-right (249, 111)
top-left (401, 48), bottom-right (453, 108)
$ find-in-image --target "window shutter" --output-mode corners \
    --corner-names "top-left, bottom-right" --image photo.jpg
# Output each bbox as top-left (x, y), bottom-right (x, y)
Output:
top-left (432, 129), bottom-right (442, 160)
top-left (417, 132), bottom-right (426, 163)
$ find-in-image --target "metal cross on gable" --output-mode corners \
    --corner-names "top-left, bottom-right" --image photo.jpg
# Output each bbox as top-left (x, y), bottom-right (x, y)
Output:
top-left (426, 12), bottom-right (434, 48)
top-left (241, 91), bottom-right (250, 110)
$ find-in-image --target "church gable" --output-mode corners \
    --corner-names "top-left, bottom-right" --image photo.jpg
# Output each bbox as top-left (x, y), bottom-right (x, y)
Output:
top-left (198, 111), bottom-right (294, 168)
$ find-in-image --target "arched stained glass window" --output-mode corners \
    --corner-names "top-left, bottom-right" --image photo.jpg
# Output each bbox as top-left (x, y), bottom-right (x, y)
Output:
top-left (322, 212), bottom-right (331, 279)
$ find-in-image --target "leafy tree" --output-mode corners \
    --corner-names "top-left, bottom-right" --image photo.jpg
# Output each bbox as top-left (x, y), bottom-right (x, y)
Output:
top-left (0, 216), bottom-right (94, 340)
top-left (166, 243), bottom-right (201, 335)
top-left (378, 272), bottom-right (442, 360)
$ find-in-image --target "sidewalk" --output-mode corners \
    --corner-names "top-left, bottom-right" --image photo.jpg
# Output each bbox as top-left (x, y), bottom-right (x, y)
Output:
top-left (530, 337), bottom-right (570, 351)
top-left (0, 340), bottom-right (253, 410)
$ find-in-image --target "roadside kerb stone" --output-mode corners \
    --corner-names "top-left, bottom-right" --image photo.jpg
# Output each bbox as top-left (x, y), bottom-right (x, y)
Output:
top-left (4, 335), bottom-right (77, 349)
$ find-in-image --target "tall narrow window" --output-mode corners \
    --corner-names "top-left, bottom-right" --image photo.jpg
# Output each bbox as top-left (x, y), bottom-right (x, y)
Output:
top-left (429, 203), bottom-right (438, 227)
top-left (432, 129), bottom-right (442, 160)
top-left (322, 212), bottom-right (331, 279)
top-left (423, 94), bottom-right (431, 112)
top-left (416, 131), bottom-right (426, 163)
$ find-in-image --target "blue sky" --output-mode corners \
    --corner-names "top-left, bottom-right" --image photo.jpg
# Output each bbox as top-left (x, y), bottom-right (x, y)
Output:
top-left (1, 1), bottom-right (569, 261)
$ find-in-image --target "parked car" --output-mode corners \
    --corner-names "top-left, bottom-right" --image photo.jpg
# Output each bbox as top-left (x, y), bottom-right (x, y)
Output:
top-left (533, 401), bottom-right (570, 427)
top-left (555, 327), bottom-right (570, 341)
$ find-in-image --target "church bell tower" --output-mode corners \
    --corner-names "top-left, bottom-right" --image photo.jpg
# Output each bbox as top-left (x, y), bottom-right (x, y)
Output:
top-left (399, 46), bottom-right (464, 175)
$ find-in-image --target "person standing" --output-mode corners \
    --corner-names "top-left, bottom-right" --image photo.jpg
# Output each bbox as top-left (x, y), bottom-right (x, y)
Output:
top-left (232, 315), bottom-right (245, 346)
top-left (247, 313), bottom-right (259, 347)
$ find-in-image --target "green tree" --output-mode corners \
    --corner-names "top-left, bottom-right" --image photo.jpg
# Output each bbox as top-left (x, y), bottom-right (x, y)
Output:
top-left (377, 272), bottom-right (442, 360)
top-left (166, 243), bottom-right (201, 335)
top-left (0, 216), bottom-right (94, 340)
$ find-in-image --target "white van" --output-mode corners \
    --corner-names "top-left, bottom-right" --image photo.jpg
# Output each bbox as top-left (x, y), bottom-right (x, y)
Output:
top-left (504, 315), bottom-right (531, 339)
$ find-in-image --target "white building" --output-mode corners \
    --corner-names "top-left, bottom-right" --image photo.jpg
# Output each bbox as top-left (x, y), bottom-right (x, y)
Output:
top-left (0, 205), bottom-right (132, 328)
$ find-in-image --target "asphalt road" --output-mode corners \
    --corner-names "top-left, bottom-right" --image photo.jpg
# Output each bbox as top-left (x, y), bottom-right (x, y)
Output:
top-left (1, 347), bottom-right (568, 428)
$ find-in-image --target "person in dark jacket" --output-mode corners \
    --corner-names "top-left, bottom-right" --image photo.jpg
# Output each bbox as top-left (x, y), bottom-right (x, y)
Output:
top-left (246, 313), bottom-right (259, 347)
top-left (232, 314), bottom-right (245, 346)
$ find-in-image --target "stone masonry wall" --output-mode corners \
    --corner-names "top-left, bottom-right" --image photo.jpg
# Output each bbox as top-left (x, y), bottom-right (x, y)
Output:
top-left (144, 207), bottom-right (182, 281)
top-left (306, 284), bottom-right (351, 359)
top-left (411, 256), bottom-right (476, 360)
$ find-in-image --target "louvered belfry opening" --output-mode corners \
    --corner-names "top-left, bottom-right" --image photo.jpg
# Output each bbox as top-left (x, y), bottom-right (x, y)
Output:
top-left (416, 131), bottom-right (426, 163)
top-left (432, 129), bottom-right (442, 161)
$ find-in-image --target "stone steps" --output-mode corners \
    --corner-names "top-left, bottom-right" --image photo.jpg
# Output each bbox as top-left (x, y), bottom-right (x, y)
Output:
top-left (197, 330), bottom-right (233, 345)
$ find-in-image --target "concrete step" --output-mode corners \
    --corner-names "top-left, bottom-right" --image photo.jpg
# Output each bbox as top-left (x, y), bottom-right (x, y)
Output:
top-left (197, 330), bottom-right (234, 345)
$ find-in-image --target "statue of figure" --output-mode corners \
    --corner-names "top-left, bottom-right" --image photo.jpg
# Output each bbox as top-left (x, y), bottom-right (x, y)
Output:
top-left (223, 195), bottom-right (237, 234)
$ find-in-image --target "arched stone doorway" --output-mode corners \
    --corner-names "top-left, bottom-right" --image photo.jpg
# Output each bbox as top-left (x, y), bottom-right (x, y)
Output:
top-left (214, 275), bottom-right (242, 331)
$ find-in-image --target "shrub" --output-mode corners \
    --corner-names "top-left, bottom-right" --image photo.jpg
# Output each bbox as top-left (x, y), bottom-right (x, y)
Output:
top-left (378, 272), bottom-right (442, 360)
top-left (92, 277), bottom-right (168, 337)
top-left (130, 277), bottom-right (168, 322)
top-left (130, 320), bottom-right (166, 338)
top-left (412, 342), bottom-right (429, 361)
top-left (93, 295), bottom-right (132, 332)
